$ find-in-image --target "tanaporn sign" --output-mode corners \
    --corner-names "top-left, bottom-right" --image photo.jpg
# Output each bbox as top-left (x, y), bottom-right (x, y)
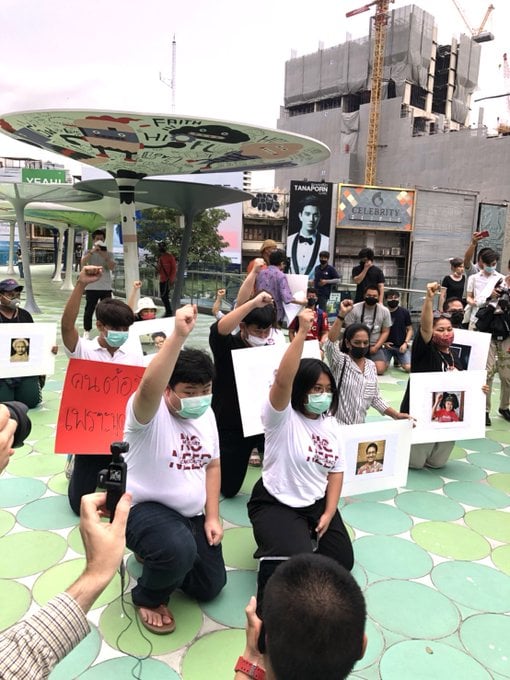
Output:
top-left (337, 184), bottom-right (415, 231)
top-left (21, 168), bottom-right (66, 184)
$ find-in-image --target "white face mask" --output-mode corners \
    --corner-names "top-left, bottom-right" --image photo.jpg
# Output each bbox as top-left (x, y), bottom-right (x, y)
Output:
top-left (247, 330), bottom-right (275, 347)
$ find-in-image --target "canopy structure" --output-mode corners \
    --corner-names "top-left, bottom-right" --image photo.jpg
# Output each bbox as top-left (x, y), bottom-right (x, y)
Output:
top-left (76, 178), bottom-right (253, 309)
top-left (0, 183), bottom-right (101, 312)
top-left (0, 110), bottom-right (330, 298)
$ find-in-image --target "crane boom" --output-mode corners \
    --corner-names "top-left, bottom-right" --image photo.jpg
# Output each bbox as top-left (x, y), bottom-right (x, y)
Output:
top-left (347, 0), bottom-right (394, 186)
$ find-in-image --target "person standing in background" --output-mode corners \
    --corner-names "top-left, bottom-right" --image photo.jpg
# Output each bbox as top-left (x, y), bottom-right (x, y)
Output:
top-left (351, 248), bottom-right (385, 303)
top-left (80, 229), bottom-right (115, 339)
top-left (314, 251), bottom-right (341, 311)
top-left (156, 242), bottom-right (177, 317)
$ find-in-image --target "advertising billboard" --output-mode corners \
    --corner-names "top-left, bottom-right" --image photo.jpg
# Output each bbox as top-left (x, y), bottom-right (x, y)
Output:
top-left (337, 184), bottom-right (415, 231)
top-left (286, 181), bottom-right (333, 276)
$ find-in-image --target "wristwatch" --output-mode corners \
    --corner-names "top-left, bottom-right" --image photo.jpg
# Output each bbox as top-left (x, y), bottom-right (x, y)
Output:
top-left (235, 656), bottom-right (266, 679)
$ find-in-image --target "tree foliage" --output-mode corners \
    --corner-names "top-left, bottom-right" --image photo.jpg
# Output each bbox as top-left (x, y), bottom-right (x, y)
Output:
top-left (137, 206), bottom-right (230, 266)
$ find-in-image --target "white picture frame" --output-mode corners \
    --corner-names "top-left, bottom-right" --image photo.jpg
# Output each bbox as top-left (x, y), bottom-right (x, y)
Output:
top-left (341, 419), bottom-right (413, 496)
top-left (128, 317), bottom-right (176, 364)
top-left (0, 323), bottom-right (57, 378)
top-left (409, 370), bottom-right (486, 444)
top-left (450, 328), bottom-right (491, 371)
top-left (283, 273), bottom-right (308, 325)
top-left (232, 340), bottom-right (321, 437)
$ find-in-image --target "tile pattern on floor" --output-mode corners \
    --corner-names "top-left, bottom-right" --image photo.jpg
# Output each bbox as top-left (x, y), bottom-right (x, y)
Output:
top-left (0, 266), bottom-right (509, 679)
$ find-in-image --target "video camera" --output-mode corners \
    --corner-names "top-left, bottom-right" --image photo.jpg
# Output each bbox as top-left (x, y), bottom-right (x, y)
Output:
top-left (98, 441), bottom-right (129, 521)
top-left (3, 401), bottom-right (32, 448)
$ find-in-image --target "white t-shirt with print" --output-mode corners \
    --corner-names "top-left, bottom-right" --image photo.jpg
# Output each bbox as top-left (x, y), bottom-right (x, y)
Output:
top-left (124, 395), bottom-right (219, 517)
top-left (261, 401), bottom-right (344, 507)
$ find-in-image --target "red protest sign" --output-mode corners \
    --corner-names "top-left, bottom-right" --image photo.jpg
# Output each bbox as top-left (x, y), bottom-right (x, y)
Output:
top-left (55, 359), bottom-right (145, 454)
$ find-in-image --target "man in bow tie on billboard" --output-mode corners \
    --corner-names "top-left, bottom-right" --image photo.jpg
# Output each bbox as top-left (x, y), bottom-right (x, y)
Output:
top-left (286, 184), bottom-right (332, 277)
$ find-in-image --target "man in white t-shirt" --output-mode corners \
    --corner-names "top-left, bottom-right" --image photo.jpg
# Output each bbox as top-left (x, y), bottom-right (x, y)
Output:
top-left (124, 304), bottom-right (226, 634)
top-left (62, 266), bottom-right (144, 515)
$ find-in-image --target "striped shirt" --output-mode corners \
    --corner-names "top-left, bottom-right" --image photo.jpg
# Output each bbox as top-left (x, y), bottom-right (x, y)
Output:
top-left (0, 593), bottom-right (89, 679)
top-left (323, 339), bottom-right (389, 424)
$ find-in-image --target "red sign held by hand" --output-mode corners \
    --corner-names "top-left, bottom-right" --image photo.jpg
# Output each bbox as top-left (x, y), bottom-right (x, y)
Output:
top-left (55, 359), bottom-right (145, 454)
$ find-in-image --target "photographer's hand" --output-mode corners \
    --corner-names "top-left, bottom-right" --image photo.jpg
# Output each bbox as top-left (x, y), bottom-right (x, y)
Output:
top-left (0, 404), bottom-right (17, 474)
top-left (67, 491), bottom-right (131, 613)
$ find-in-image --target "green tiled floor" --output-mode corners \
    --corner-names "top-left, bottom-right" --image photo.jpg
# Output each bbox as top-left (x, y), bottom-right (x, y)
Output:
top-left (0, 265), bottom-right (509, 679)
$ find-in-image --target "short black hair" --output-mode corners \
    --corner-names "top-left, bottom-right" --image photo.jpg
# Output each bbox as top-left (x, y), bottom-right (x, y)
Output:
top-left (366, 442), bottom-right (378, 453)
top-left (480, 249), bottom-right (499, 265)
top-left (341, 323), bottom-right (370, 352)
top-left (263, 554), bottom-right (366, 680)
top-left (151, 331), bottom-right (166, 341)
top-left (450, 257), bottom-right (463, 268)
top-left (92, 229), bottom-right (106, 239)
top-left (444, 297), bottom-right (464, 310)
top-left (242, 303), bottom-right (276, 328)
top-left (96, 298), bottom-right (135, 328)
top-left (319, 251), bottom-right (330, 258)
top-left (298, 195), bottom-right (320, 212)
top-left (269, 249), bottom-right (286, 267)
top-left (363, 285), bottom-right (379, 297)
top-left (291, 358), bottom-right (339, 417)
top-left (169, 347), bottom-right (215, 388)
top-left (358, 247), bottom-right (374, 260)
top-left (385, 289), bottom-right (400, 298)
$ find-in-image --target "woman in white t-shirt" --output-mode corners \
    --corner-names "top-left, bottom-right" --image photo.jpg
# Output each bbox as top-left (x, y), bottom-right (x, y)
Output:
top-left (247, 307), bottom-right (354, 572)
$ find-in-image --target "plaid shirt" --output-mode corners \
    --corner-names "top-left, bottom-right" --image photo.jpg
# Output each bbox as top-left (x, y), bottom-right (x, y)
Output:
top-left (0, 593), bottom-right (89, 679)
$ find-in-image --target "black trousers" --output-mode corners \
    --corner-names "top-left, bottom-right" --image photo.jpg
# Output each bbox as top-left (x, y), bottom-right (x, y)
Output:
top-left (248, 478), bottom-right (354, 571)
top-left (68, 454), bottom-right (111, 515)
top-left (219, 429), bottom-right (264, 498)
top-left (83, 289), bottom-right (112, 331)
top-left (159, 281), bottom-right (173, 317)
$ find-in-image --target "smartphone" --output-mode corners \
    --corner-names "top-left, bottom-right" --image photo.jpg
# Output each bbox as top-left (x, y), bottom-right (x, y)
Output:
top-left (479, 230), bottom-right (489, 239)
top-left (256, 557), bottom-right (289, 653)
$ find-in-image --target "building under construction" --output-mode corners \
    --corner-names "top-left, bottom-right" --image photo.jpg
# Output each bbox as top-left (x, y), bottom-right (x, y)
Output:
top-left (274, 4), bottom-right (510, 303)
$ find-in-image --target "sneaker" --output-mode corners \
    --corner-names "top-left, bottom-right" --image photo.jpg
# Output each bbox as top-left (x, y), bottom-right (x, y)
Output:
top-left (83, 330), bottom-right (90, 340)
top-left (485, 412), bottom-right (492, 427)
top-left (498, 408), bottom-right (510, 422)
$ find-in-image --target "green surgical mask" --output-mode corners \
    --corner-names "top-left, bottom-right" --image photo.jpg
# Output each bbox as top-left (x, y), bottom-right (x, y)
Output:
top-left (106, 330), bottom-right (129, 347)
top-left (305, 393), bottom-right (333, 415)
top-left (177, 394), bottom-right (213, 419)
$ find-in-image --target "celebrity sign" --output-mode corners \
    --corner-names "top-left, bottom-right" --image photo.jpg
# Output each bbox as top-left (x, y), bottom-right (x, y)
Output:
top-left (337, 184), bottom-right (415, 231)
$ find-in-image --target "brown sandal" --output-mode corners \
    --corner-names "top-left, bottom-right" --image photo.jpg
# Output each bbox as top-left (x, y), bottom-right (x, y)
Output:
top-left (135, 604), bottom-right (176, 635)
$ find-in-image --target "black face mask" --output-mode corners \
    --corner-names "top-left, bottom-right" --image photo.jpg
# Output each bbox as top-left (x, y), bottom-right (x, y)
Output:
top-left (387, 300), bottom-right (399, 310)
top-left (307, 297), bottom-right (317, 308)
top-left (450, 310), bottom-right (464, 327)
top-left (350, 345), bottom-right (369, 359)
top-left (364, 296), bottom-right (378, 306)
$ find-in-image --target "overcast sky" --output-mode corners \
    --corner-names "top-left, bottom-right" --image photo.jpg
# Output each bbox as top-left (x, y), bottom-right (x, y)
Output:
top-left (0, 0), bottom-right (507, 187)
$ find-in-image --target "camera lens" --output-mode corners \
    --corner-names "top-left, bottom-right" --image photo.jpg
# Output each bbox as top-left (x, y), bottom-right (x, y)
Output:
top-left (4, 401), bottom-right (32, 448)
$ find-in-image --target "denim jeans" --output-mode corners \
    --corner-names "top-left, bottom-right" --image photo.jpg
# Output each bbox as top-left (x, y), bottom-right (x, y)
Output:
top-left (126, 501), bottom-right (226, 608)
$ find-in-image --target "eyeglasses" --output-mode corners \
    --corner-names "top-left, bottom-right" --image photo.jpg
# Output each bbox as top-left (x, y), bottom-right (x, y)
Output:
top-left (432, 311), bottom-right (452, 319)
top-left (310, 385), bottom-right (333, 394)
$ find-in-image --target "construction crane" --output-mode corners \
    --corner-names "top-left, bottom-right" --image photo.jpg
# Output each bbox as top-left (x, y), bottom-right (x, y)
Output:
top-left (450, 1), bottom-right (495, 43)
top-left (346, 0), bottom-right (394, 186)
top-left (497, 52), bottom-right (510, 135)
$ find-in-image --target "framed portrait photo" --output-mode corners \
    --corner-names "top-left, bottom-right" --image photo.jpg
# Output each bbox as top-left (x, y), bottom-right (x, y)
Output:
top-left (128, 317), bottom-right (175, 365)
top-left (0, 322), bottom-right (56, 378)
top-left (341, 419), bottom-right (413, 496)
top-left (410, 370), bottom-right (486, 444)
